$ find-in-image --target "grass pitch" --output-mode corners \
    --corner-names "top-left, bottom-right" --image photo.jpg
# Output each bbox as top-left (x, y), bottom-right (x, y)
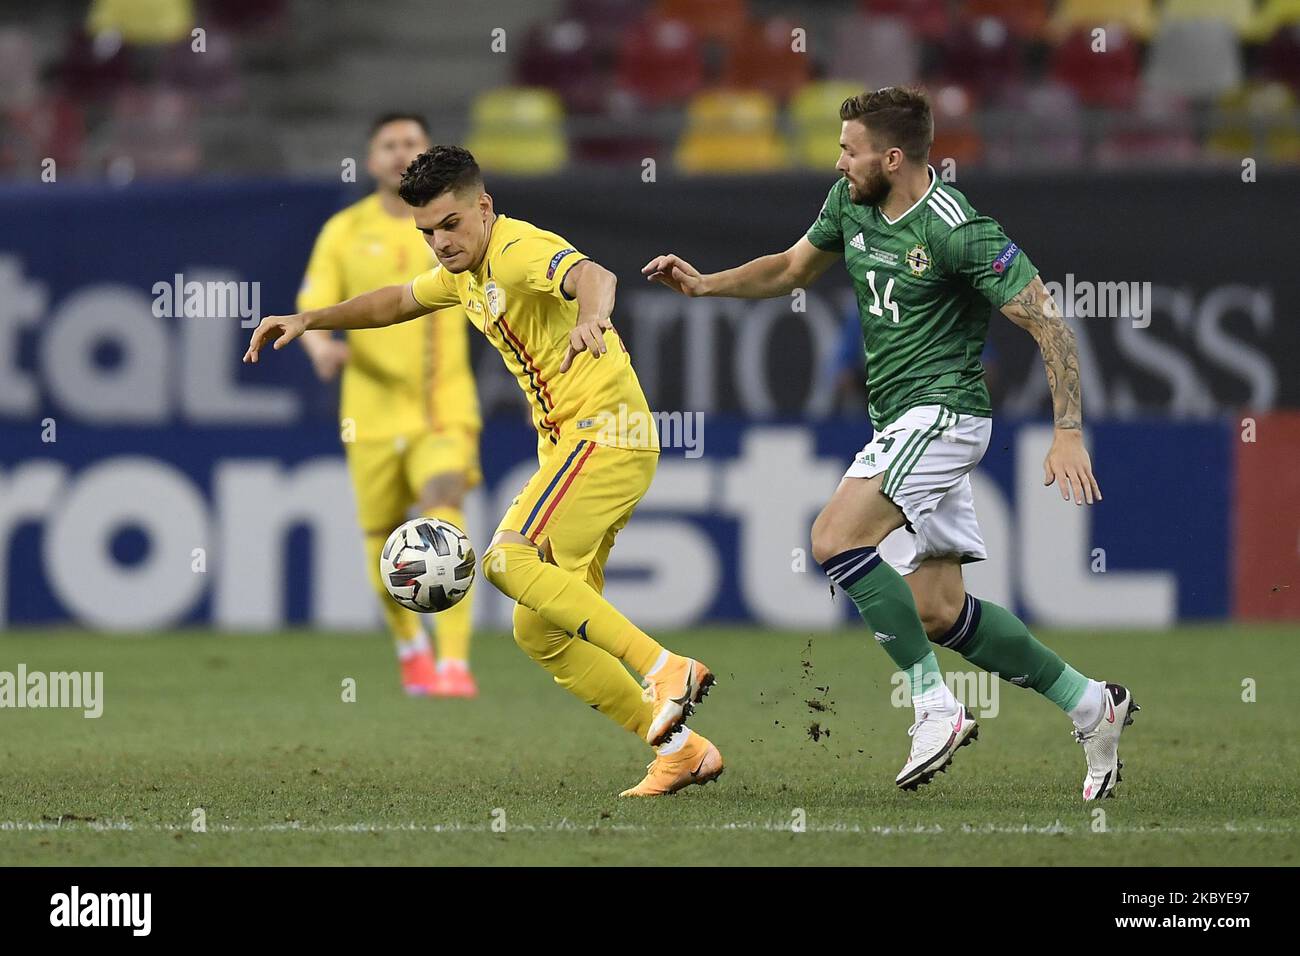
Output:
top-left (1, 624), bottom-right (1296, 866)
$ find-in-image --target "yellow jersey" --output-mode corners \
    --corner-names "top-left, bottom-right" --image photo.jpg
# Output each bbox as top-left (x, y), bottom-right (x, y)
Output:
top-left (411, 215), bottom-right (658, 454)
top-left (298, 193), bottom-right (480, 441)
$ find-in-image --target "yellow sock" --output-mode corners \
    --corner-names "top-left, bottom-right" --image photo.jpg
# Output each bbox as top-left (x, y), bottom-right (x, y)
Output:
top-left (483, 542), bottom-right (665, 676)
top-left (423, 505), bottom-right (473, 665)
top-left (513, 605), bottom-right (651, 738)
top-left (364, 531), bottom-right (426, 654)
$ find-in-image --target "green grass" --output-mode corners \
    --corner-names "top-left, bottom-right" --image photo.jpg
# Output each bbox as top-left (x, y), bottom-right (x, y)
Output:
top-left (1, 625), bottom-right (1297, 866)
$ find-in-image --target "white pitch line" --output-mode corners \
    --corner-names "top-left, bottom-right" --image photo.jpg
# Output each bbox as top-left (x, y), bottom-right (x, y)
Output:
top-left (1, 820), bottom-right (1295, 836)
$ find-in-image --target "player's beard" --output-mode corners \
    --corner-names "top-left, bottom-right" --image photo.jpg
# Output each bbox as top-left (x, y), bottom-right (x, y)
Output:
top-left (847, 162), bottom-right (891, 207)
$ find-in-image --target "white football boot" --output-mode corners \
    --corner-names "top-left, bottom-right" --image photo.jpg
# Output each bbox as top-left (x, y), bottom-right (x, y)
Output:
top-left (896, 707), bottom-right (978, 790)
top-left (1076, 683), bottom-right (1140, 801)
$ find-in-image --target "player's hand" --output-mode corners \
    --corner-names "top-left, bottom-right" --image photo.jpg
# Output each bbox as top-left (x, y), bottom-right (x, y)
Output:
top-left (560, 314), bottom-right (612, 373)
top-left (243, 314), bottom-right (309, 364)
top-left (304, 338), bottom-right (350, 381)
top-left (642, 254), bottom-right (706, 296)
top-left (1043, 428), bottom-right (1102, 505)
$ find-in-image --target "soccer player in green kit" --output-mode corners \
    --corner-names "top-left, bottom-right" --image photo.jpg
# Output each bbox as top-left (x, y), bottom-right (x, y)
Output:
top-left (644, 87), bottom-right (1137, 800)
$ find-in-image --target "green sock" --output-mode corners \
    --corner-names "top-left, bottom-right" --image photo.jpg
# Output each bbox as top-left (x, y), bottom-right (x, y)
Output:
top-left (936, 596), bottom-right (1088, 712)
top-left (825, 548), bottom-right (935, 676)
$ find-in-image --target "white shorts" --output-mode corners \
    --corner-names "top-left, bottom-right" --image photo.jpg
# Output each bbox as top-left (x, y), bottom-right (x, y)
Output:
top-left (843, 404), bottom-right (992, 575)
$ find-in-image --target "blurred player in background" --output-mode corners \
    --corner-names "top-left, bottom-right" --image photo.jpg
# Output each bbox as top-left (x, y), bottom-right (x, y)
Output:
top-left (645, 87), bottom-right (1136, 801)
top-left (296, 115), bottom-right (482, 698)
top-left (246, 146), bottom-right (723, 797)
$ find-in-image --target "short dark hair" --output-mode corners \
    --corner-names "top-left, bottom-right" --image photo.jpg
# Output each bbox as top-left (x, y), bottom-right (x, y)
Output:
top-left (840, 86), bottom-right (933, 163)
top-left (369, 112), bottom-right (430, 139)
top-left (398, 145), bottom-right (483, 207)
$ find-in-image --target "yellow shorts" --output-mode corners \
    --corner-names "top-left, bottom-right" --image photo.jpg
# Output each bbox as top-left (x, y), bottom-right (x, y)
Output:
top-left (497, 436), bottom-right (659, 591)
top-left (345, 428), bottom-right (481, 534)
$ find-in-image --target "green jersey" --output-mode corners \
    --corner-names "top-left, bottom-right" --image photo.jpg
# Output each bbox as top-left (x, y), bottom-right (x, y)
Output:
top-left (807, 168), bottom-right (1037, 429)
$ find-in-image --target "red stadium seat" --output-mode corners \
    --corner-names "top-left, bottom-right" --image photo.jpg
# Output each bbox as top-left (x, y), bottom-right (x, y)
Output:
top-left (861, 0), bottom-right (950, 41)
top-left (1260, 24), bottom-right (1300, 92)
top-left (1094, 89), bottom-right (1199, 167)
top-left (54, 29), bottom-right (135, 100)
top-left (722, 18), bottom-right (812, 102)
top-left (928, 84), bottom-right (984, 167)
top-left (564, 0), bottom-right (646, 58)
top-left (984, 82), bottom-right (1085, 169)
top-left (616, 16), bottom-right (705, 107)
top-left (103, 86), bottom-right (201, 178)
top-left (935, 17), bottom-right (1025, 105)
top-left (655, 0), bottom-right (749, 48)
top-left (1049, 27), bottom-right (1141, 109)
top-left (959, 0), bottom-right (1049, 41)
top-left (516, 20), bottom-right (605, 113)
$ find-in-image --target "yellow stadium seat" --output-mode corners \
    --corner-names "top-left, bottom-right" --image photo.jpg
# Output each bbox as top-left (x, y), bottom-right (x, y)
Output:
top-left (1161, 0), bottom-right (1256, 36)
top-left (1206, 83), bottom-right (1300, 163)
top-left (1249, 0), bottom-right (1300, 41)
top-left (87, 0), bottom-right (194, 45)
top-left (789, 81), bottom-right (863, 170)
top-left (1052, 0), bottom-right (1157, 41)
top-left (675, 90), bottom-right (788, 173)
top-left (465, 87), bottom-right (568, 175)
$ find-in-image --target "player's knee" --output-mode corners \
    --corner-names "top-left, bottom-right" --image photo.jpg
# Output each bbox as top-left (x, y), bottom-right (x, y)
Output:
top-left (511, 607), bottom-right (561, 662)
top-left (811, 512), bottom-right (861, 567)
top-left (482, 533), bottom-right (541, 597)
top-left (418, 473), bottom-right (466, 511)
top-left (917, 592), bottom-right (966, 641)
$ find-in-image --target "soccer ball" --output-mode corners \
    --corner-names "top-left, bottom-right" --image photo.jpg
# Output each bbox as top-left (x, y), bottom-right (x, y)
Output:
top-left (379, 517), bottom-right (476, 613)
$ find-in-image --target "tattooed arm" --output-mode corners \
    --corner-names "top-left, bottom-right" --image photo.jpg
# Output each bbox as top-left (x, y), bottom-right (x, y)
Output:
top-left (1001, 275), bottom-right (1102, 505)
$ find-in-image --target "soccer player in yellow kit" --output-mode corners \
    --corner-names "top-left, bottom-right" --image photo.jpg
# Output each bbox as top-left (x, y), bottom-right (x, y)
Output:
top-left (296, 115), bottom-right (482, 698)
top-left (246, 146), bottom-right (723, 796)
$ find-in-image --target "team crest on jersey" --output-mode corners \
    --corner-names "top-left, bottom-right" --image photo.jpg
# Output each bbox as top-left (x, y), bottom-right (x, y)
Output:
top-left (484, 279), bottom-right (505, 319)
top-left (906, 244), bottom-right (930, 276)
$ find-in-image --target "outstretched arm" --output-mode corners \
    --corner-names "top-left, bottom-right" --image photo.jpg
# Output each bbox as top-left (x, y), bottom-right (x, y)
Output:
top-left (1001, 275), bottom-right (1102, 505)
top-left (243, 282), bottom-right (429, 363)
top-left (642, 237), bottom-right (839, 299)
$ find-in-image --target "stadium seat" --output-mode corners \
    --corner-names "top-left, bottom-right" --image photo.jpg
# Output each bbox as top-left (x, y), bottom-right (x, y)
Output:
top-left (0, 28), bottom-right (39, 111)
top-left (103, 87), bottom-right (201, 178)
top-left (565, 0), bottom-right (646, 57)
top-left (959, 0), bottom-right (1049, 41)
top-left (86, 0), bottom-right (195, 46)
top-left (54, 29), bottom-right (135, 100)
top-left (616, 16), bottom-right (705, 107)
top-left (935, 17), bottom-right (1025, 105)
top-left (789, 80), bottom-right (864, 169)
top-left (654, 0), bottom-right (749, 48)
top-left (984, 82), bottom-right (1084, 169)
top-left (1145, 20), bottom-right (1243, 101)
top-left (829, 15), bottom-right (920, 90)
top-left (1049, 27), bottom-right (1141, 109)
top-left (722, 18), bottom-right (812, 102)
top-left (465, 88), bottom-right (568, 175)
top-left (1206, 83), bottom-right (1300, 164)
top-left (1051, 0), bottom-right (1157, 41)
top-left (928, 85), bottom-right (984, 167)
top-left (1260, 25), bottom-right (1300, 90)
top-left (1094, 89), bottom-right (1199, 167)
top-left (861, 0), bottom-right (950, 41)
top-left (1160, 0), bottom-right (1256, 36)
top-left (160, 31), bottom-right (241, 105)
top-left (675, 90), bottom-right (787, 173)
top-left (516, 20), bottom-right (605, 113)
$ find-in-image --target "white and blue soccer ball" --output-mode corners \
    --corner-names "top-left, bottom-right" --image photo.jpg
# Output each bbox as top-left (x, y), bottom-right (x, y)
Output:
top-left (379, 517), bottom-right (475, 613)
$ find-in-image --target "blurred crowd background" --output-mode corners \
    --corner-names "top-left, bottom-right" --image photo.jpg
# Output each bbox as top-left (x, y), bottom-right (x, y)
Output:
top-left (5, 0), bottom-right (1300, 180)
